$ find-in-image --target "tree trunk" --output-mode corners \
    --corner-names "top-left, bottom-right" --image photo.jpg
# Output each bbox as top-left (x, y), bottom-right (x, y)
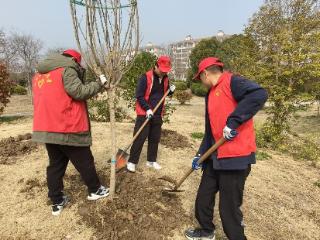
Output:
top-left (108, 86), bottom-right (117, 199)
top-left (318, 100), bottom-right (320, 117)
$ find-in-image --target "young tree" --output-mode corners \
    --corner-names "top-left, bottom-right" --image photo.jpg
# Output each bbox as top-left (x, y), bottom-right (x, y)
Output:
top-left (246, 0), bottom-right (320, 143)
top-left (70, 0), bottom-right (139, 199)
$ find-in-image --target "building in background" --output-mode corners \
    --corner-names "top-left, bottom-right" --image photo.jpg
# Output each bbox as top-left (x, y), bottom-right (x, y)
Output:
top-left (140, 31), bottom-right (230, 80)
top-left (168, 35), bottom-right (199, 80)
top-left (140, 42), bottom-right (166, 57)
top-left (168, 31), bottom-right (229, 80)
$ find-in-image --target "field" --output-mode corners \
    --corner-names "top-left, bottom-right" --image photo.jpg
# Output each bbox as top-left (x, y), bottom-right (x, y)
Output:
top-left (0, 95), bottom-right (319, 240)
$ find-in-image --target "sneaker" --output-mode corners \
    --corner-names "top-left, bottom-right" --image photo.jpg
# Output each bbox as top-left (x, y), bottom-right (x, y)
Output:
top-left (127, 162), bottom-right (136, 173)
top-left (52, 195), bottom-right (69, 216)
top-left (87, 185), bottom-right (109, 200)
top-left (184, 228), bottom-right (215, 240)
top-left (146, 161), bottom-right (162, 170)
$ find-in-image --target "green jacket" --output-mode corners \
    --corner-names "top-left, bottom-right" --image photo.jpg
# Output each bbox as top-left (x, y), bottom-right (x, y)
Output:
top-left (32, 53), bottom-right (103, 146)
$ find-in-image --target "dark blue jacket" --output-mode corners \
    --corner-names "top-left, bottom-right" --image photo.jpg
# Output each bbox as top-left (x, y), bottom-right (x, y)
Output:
top-left (136, 71), bottom-right (171, 116)
top-left (197, 75), bottom-right (268, 170)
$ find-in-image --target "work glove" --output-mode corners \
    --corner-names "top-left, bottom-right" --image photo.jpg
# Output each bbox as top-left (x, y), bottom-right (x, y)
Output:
top-left (169, 84), bottom-right (176, 94)
top-left (146, 109), bottom-right (153, 119)
top-left (99, 74), bottom-right (108, 85)
top-left (192, 154), bottom-right (202, 170)
top-left (223, 126), bottom-right (238, 141)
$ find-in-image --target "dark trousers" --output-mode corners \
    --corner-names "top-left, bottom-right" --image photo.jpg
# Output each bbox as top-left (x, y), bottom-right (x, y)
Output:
top-left (195, 160), bottom-right (251, 240)
top-left (45, 144), bottom-right (101, 204)
top-left (128, 115), bottom-right (163, 164)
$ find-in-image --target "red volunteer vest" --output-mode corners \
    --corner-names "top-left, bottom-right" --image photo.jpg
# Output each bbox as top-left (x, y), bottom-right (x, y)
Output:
top-left (32, 68), bottom-right (89, 133)
top-left (208, 72), bottom-right (256, 158)
top-left (135, 70), bottom-right (169, 116)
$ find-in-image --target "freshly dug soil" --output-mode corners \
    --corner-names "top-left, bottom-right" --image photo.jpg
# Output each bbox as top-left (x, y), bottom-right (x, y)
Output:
top-left (161, 129), bottom-right (190, 149)
top-left (0, 133), bottom-right (37, 165)
top-left (65, 169), bottom-right (192, 240)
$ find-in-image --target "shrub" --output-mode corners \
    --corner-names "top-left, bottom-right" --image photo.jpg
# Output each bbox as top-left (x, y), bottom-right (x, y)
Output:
top-left (173, 80), bottom-right (188, 91)
top-left (88, 94), bottom-right (127, 122)
top-left (11, 85), bottom-right (27, 95)
top-left (175, 90), bottom-right (192, 105)
top-left (0, 63), bottom-right (11, 115)
top-left (191, 82), bottom-right (208, 97)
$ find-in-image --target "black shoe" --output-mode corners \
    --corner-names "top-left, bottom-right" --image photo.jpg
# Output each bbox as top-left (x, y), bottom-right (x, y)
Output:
top-left (87, 185), bottom-right (109, 200)
top-left (51, 195), bottom-right (69, 216)
top-left (184, 228), bottom-right (215, 240)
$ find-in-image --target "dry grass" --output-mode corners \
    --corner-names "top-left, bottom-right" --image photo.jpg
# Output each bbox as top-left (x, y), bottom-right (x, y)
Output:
top-left (0, 95), bottom-right (319, 239)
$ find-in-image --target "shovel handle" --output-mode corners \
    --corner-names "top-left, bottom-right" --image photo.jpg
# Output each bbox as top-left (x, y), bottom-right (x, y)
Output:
top-left (174, 137), bottom-right (226, 190)
top-left (127, 89), bottom-right (171, 149)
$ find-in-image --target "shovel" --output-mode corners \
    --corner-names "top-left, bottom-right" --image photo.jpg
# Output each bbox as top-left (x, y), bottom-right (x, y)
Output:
top-left (116, 89), bottom-right (171, 171)
top-left (160, 137), bottom-right (226, 194)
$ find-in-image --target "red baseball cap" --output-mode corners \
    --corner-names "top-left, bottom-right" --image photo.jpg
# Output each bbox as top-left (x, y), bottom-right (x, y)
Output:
top-left (157, 55), bottom-right (172, 73)
top-left (63, 49), bottom-right (82, 64)
top-left (193, 57), bottom-right (224, 80)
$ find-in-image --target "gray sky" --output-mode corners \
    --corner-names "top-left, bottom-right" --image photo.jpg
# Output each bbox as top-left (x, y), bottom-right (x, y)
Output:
top-left (0, 0), bottom-right (264, 50)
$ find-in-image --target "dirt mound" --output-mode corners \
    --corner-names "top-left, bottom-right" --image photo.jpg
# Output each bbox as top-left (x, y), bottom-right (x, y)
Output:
top-left (0, 133), bottom-right (37, 165)
top-left (161, 129), bottom-right (190, 149)
top-left (64, 170), bottom-right (192, 240)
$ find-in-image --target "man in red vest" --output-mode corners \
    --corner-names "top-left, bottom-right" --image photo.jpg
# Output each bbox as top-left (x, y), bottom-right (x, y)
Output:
top-left (184, 57), bottom-right (268, 240)
top-left (32, 49), bottom-right (109, 216)
top-left (126, 56), bottom-right (175, 173)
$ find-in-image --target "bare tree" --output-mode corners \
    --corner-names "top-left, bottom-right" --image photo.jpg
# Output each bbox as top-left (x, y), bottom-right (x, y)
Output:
top-left (0, 30), bottom-right (20, 71)
top-left (11, 33), bottom-right (43, 94)
top-left (70, 0), bottom-right (139, 198)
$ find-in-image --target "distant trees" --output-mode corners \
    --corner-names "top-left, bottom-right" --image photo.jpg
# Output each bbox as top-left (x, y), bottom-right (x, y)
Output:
top-left (246, 0), bottom-right (320, 143)
top-left (187, 0), bottom-right (320, 144)
top-left (0, 30), bottom-right (43, 94)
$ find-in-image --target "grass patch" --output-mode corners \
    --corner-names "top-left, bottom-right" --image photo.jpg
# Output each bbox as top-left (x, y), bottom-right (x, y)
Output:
top-left (256, 151), bottom-right (272, 161)
top-left (191, 132), bottom-right (204, 140)
top-left (0, 115), bottom-right (25, 123)
top-left (314, 181), bottom-right (320, 188)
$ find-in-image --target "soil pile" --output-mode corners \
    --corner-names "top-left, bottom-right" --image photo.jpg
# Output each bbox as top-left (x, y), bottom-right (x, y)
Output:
top-left (0, 133), bottom-right (37, 165)
top-left (66, 170), bottom-right (192, 240)
top-left (161, 129), bottom-right (190, 149)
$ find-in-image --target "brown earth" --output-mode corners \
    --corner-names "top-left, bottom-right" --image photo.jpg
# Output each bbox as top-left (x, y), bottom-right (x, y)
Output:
top-left (0, 133), bottom-right (37, 165)
top-left (0, 95), bottom-right (319, 240)
top-left (160, 129), bottom-right (191, 149)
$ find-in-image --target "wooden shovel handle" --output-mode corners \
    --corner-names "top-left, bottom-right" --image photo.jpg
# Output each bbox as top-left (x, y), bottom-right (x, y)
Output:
top-left (174, 137), bottom-right (226, 190)
top-left (124, 89), bottom-right (171, 152)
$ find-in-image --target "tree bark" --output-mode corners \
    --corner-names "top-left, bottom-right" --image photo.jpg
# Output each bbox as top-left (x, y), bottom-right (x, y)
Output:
top-left (107, 86), bottom-right (117, 199)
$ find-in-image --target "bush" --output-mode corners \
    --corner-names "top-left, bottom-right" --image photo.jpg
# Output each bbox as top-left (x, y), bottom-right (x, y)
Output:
top-left (172, 80), bottom-right (188, 91)
top-left (11, 85), bottom-right (27, 95)
top-left (175, 90), bottom-right (192, 105)
top-left (0, 63), bottom-right (11, 115)
top-left (88, 94), bottom-right (127, 122)
top-left (191, 82), bottom-right (208, 97)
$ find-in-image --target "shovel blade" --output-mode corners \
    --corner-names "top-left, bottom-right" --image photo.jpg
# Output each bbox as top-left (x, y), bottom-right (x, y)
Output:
top-left (115, 149), bottom-right (129, 170)
top-left (161, 187), bottom-right (185, 196)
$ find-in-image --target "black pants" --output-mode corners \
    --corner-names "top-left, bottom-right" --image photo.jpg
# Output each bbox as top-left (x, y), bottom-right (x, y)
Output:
top-left (45, 144), bottom-right (101, 204)
top-left (128, 116), bottom-right (163, 164)
top-left (195, 160), bottom-right (251, 240)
